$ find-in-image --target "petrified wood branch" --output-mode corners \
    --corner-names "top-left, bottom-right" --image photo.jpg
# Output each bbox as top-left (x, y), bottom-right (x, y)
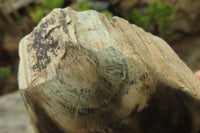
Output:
top-left (18, 7), bottom-right (200, 133)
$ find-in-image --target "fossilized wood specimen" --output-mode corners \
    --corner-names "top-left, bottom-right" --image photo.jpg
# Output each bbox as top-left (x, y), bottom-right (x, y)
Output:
top-left (18, 7), bottom-right (200, 133)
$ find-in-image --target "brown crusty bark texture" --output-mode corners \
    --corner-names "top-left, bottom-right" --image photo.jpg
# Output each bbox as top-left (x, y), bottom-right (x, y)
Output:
top-left (18, 7), bottom-right (200, 133)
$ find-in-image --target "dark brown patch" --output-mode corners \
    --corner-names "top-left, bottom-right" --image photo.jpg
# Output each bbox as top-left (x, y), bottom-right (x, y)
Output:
top-left (61, 47), bottom-right (68, 60)
top-left (130, 104), bottom-right (139, 117)
top-left (139, 73), bottom-right (147, 81)
top-left (109, 84), bottom-right (199, 133)
top-left (144, 85), bottom-right (150, 89)
top-left (33, 103), bottom-right (66, 133)
top-left (138, 83), bottom-right (193, 133)
top-left (130, 79), bottom-right (136, 85)
top-left (31, 10), bottom-right (69, 72)
top-left (26, 85), bottom-right (66, 133)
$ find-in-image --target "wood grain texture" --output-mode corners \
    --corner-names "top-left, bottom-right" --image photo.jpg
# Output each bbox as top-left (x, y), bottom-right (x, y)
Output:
top-left (18, 7), bottom-right (200, 133)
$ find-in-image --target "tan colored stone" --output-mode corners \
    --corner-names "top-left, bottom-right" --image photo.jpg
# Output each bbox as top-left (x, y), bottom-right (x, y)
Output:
top-left (18, 8), bottom-right (200, 133)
